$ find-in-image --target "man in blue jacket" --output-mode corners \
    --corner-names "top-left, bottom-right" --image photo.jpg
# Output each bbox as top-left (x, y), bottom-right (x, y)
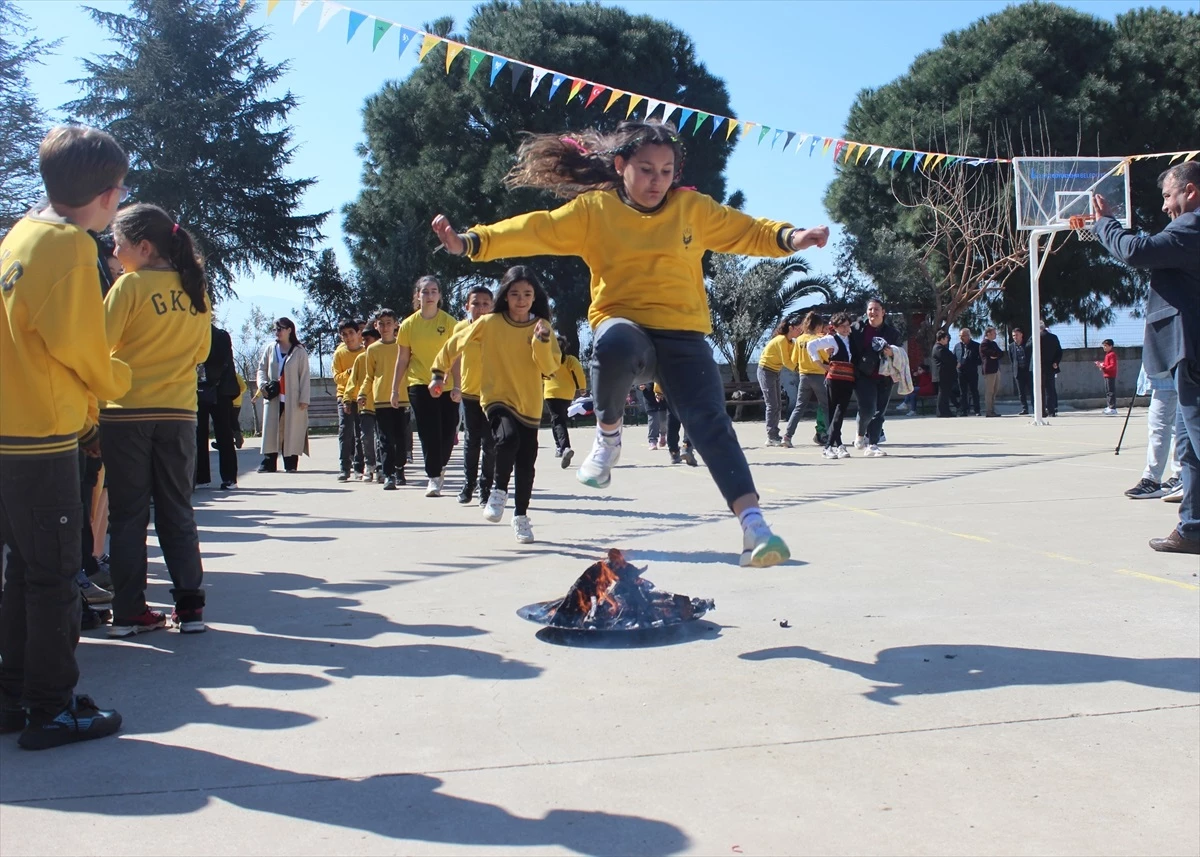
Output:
top-left (1094, 162), bottom-right (1200, 554)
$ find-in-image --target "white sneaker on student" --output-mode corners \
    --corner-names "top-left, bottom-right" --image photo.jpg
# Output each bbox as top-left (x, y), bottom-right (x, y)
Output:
top-left (425, 477), bottom-right (441, 497)
top-left (512, 515), bottom-right (535, 544)
top-left (739, 522), bottom-right (791, 568)
top-left (854, 436), bottom-right (868, 450)
top-left (867, 444), bottom-right (887, 457)
top-left (483, 488), bottom-right (507, 523)
top-left (578, 434), bottom-right (621, 488)
top-left (822, 447), bottom-right (839, 459)
top-left (836, 445), bottom-right (851, 459)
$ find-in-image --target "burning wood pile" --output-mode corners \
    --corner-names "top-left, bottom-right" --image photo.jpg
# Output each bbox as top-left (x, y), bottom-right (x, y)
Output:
top-left (518, 549), bottom-right (715, 632)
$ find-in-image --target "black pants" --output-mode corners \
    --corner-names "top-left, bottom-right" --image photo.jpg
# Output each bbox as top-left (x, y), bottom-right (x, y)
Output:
top-left (1042, 368), bottom-right (1058, 415)
top-left (1015, 367), bottom-right (1033, 411)
top-left (936, 378), bottom-right (956, 417)
top-left (197, 395), bottom-right (237, 485)
top-left (490, 406), bottom-right (538, 516)
top-left (1105, 377), bottom-right (1117, 409)
top-left (461, 398), bottom-right (494, 498)
top-left (101, 418), bottom-right (204, 622)
top-left (546, 397), bottom-right (572, 452)
top-left (854, 376), bottom-right (893, 444)
top-left (409, 385), bottom-right (458, 479)
top-left (229, 399), bottom-right (243, 448)
top-left (665, 409), bottom-right (692, 454)
top-left (260, 400), bottom-right (298, 472)
top-left (80, 450), bottom-right (103, 577)
top-left (375, 405), bottom-right (409, 479)
top-left (338, 400), bottom-right (363, 475)
top-left (0, 451), bottom-right (83, 713)
top-left (957, 372), bottom-right (980, 416)
top-left (826, 380), bottom-right (854, 447)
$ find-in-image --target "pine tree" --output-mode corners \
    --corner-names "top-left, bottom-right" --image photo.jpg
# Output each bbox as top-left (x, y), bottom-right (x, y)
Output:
top-left (65, 0), bottom-right (328, 302)
top-left (0, 0), bottom-right (57, 232)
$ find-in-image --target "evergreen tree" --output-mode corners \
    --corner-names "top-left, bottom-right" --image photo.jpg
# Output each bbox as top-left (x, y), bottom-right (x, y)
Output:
top-left (65, 0), bottom-right (328, 303)
top-left (0, 0), bottom-right (57, 232)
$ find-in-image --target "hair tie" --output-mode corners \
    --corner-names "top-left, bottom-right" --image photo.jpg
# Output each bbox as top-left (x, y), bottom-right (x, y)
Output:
top-left (172, 223), bottom-right (180, 235)
top-left (560, 137), bottom-right (589, 155)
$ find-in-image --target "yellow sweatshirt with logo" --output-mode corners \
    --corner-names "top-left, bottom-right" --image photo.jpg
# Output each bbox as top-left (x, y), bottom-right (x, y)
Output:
top-left (332, 343), bottom-right (365, 399)
top-left (361, 339), bottom-right (408, 408)
top-left (348, 349), bottom-right (374, 413)
top-left (451, 317), bottom-right (485, 400)
top-left (102, 269), bottom-right (212, 418)
top-left (464, 189), bottom-right (794, 333)
top-left (544, 354), bottom-right (586, 400)
top-left (758, 334), bottom-right (798, 373)
top-left (396, 309), bottom-right (456, 388)
top-left (794, 333), bottom-right (831, 375)
top-left (433, 313), bottom-right (561, 428)
top-left (0, 211), bottom-right (131, 457)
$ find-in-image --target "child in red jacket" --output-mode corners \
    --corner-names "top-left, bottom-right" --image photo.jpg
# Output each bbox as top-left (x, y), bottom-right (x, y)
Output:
top-left (1095, 339), bottom-right (1118, 414)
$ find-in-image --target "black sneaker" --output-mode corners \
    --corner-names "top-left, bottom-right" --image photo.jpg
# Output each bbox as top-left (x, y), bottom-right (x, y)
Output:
top-left (108, 608), bottom-right (167, 638)
top-left (670, 451), bottom-right (682, 465)
top-left (18, 695), bottom-right (122, 750)
top-left (171, 607), bottom-right (206, 634)
top-left (337, 472), bottom-right (350, 483)
top-left (383, 476), bottom-right (397, 491)
top-left (478, 491), bottom-right (490, 508)
top-left (395, 470), bottom-right (407, 486)
top-left (1124, 478), bottom-right (1164, 499)
top-left (682, 448), bottom-right (698, 467)
top-left (457, 486), bottom-right (473, 504)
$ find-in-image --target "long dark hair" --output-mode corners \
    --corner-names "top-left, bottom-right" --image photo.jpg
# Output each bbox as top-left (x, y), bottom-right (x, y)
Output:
top-left (772, 312), bottom-right (803, 338)
top-left (112, 203), bottom-right (207, 313)
top-left (800, 311), bottom-right (825, 335)
top-left (505, 120), bottom-right (685, 200)
top-left (493, 266), bottom-right (552, 322)
top-left (274, 317), bottom-right (300, 349)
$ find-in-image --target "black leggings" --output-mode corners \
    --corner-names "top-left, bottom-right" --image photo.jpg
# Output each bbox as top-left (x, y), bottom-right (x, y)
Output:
top-left (490, 406), bottom-right (538, 516)
top-left (409, 385), bottom-right (458, 478)
top-left (826, 379), bottom-right (854, 448)
top-left (546, 398), bottom-right (572, 452)
top-left (375, 406), bottom-right (409, 478)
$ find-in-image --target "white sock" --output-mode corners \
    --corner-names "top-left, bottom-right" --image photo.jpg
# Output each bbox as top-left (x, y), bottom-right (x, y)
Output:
top-left (738, 506), bottom-right (766, 530)
top-left (597, 425), bottom-right (622, 445)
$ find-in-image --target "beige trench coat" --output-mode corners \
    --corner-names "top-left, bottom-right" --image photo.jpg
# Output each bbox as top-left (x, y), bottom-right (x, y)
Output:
top-left (257, 342), bottom-right (311, 457)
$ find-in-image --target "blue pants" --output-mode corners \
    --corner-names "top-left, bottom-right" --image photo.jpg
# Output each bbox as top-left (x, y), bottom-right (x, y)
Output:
top-left (592, 319), bottom-right (755, 507)
top-left (1174, 360), bottom-right (1200, 542)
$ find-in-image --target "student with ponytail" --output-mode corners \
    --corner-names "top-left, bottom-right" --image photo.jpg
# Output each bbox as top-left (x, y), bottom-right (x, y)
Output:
top-left (431, 120), bottom-right (830, 567)
top-left (100, 204), bottom-right (212, 637)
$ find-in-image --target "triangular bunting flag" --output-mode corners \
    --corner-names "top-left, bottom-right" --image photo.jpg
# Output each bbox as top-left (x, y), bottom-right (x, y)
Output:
top-left (693, 112), bottom-right (710, 135)
top-left (856, 144), bottom-right (870, 164)
top-left (911, 153), bottom-right (926, 171)
top-left (529, 68), bottom-right (549, 96)
top-left (758, 126), bottom-right (771, 145)
top-left (266, 0), bottom-right (281, 14)
top-left (1169, 151), bottom-right (1188, 164)
top-left (585, 84), bottom-right (606, 108)
top-left (396, 27), bottom-right (417, 58)
top-left (445, 42), bottom-right (465, 72)
top-left (927, 153), bottom-right (947, 170)
top-left (417, 33), bottom-right (439, 61)
top-left (662, 104), bottom-right (680, 125)
top-left (866, 145), bottom-right (880, 164)
top-left (942, 156), bottom-right (959, 168)
top-left (771, 129), bottom-right (785, 149)
top-left (808, 136), bottom-right (819, 156)
top-left (1187, 150), bottom-right (1200, 161)
top-left (710, 116), bottom-right (726, 138)
top-left (625, 95), bottom-right (644, 118)
top-left (488, 57), bottom-right (507, 86)
top-left (317, 0), bottom-right (341, 30)
top-left (821, 138), bottom-right (833, 156)
top-left (293, 0), bottom-right (314, 23)
top-left (604, 89), bottom-right (624, 112)
top-left (900, 151), bottom-right (914, 170)
top-left (678, 108), bottom-right (695, 131)
top-left (644, 99), bottom-right (662, 119)
top-left (509, 63), bottom-right (529, 94)
top-left (794, 134), bottom-right (810, 154)
top-left (466, 49), bottom-right (485, 80)
top-left (346, 10), bottom-right (366, 42)
top-left (832, 140), bottom-right (846, 161)
top-left (741, 122), bottom-right (755, 139)
top-left (783, 131), bottom-right (795, 152)
top-left (547, 73), bottom-right (567, 100)
top-left (725, 120), bottom-right (740, 141)
top-left (889, 150), bottom-right (902, 168)
top-left (371, 19), bottom-right (392, 51)
top-left (567, 79), bottom-right (585, 102)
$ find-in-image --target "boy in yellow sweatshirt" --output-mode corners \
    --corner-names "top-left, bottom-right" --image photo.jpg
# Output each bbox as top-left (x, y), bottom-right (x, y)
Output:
top-left (348, 326), bottom-right (380, 481)
top-left (0, 125), bottom-right (131, 749)
top-left (332, 318), bottom-right (366, 481)
top-left (450, 286), bottom-right (495, 505)
top-left (358, 309), bottom-right (408, 489)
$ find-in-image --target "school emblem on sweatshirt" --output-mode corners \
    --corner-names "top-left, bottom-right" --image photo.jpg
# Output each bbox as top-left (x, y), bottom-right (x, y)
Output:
top-left (682, 227), bottom-right (693, 249)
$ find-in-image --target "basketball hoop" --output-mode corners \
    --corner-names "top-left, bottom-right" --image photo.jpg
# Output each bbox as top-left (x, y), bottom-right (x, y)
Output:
top-left (1068, 214), bottom-right (1098, 241)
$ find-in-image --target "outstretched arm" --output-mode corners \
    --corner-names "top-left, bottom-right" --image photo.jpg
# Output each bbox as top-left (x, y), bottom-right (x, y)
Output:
top-left (1093, 194), bottom-right (1199, 270)
top-left (431, 198), bottom-right (589, 263)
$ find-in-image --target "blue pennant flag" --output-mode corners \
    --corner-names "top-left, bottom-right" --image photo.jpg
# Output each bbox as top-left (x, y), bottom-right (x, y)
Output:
top-left (890, 150), bottom-right (903, 168)
top-left (509, 62), bottom-right (529, 94)
top-left (912, 153), bottom-right (926, 171)
top-left (347, 11), bottom-right (367, 42)
top-left (488, 57), bottom-right (508, 86)
top-left (809, 137), bottom-right (819, 156)
top-left (397, 27), bottom-right (417, 59)
top-left (771, 129), bottom-right (785, 149)
top-left (783, 131), bottom-right (796, 152)
top-left (677, 108), bottom-right (694, 131)
top-left (548, 73), bottom-right (567, 101)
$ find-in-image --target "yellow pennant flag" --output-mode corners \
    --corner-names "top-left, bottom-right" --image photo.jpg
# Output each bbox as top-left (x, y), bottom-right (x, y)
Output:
top-left (418, 34), bottom-right (440, 62)
top-left (604, 89), bottom-right (624, 112)
top-left (741, 122), bottom-right (756, 139)
top-left (445, 42), bottom-right (465, 72)
top-left (625, 95), bottom-right (644, 118)
top-left (855, 144), bottom-right (869, 164)
top-left (1187, 150), bottom-right (1200, 161)
top-left (725, 119), bottom-right (740, 141)
top-left (1169, 151), bottom-right (1189, 164)
top-left (266, 0), bottom-right (281, 13)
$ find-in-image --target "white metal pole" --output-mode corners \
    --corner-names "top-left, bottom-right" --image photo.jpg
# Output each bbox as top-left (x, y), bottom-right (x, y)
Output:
top-left (1029, 230), bottom-right (1047, 426)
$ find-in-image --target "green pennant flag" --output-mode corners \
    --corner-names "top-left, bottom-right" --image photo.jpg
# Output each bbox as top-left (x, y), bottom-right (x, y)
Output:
top-left (899, 151), bottom-right (914, 170)
top-left (757, 126), bottom-right (771, 145)
top-left (371, 19), bottom-right (392, 51)
top-left (694, 111), bottom-right (710, 135)
top-left (467, 49), bottom-right (486, 81)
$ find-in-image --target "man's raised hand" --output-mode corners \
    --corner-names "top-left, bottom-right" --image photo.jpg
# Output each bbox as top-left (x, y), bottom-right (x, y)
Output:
top-left (431, 215), bottom-right (465, 255)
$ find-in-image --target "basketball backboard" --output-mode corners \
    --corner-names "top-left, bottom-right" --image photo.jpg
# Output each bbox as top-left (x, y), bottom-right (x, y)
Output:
top-left (1013, 157), bottom-right (1131, 231)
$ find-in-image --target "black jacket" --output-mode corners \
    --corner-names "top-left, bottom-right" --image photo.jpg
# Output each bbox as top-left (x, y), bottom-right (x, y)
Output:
top-left (201, 326), bottom-right (239, 399)
top-left (1040, 330), bottom-right (1063, 369)
top-left (953, 339), bottom-right (981, 376)
top-left (933, 343), bottom-right (957, 383)
top-left (979, 338), bottom-right (1003, 375)
top-left (848, 318), bottom-right (901, 380)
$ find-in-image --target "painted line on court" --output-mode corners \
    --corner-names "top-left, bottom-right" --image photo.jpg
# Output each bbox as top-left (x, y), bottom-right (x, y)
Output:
top-left (821, 500), bottom-right (1199, 592)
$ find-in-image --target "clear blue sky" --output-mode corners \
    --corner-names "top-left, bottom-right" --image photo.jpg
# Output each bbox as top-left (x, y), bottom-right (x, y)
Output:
top-left (17, 0), bottom-right (1193, 341)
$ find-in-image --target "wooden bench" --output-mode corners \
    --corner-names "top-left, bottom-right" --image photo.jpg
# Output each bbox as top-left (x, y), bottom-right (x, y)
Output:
top-left (724, 380), bottom-right (765, 421)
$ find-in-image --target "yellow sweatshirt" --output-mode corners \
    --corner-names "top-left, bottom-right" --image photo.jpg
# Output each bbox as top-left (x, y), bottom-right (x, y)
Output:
top-left (433, 313), bottom-right (560, 427)
top-left (396, 309), bottom-right (456, 388)
top-left (544, 354), bottom-right (586, 400)
top-left (348, 349), bottom-right (374, 412)
top-left (465, 188), bottom-right (794, 333)
top-left (0, 211), bottom-right (131, 457)
top-left (794, 333), bottom-right (831, 375)
top-left (758, 334), bottom-right (798, 373)
top-left (102, 269), bottom-right (211, 418)
top-left (332, 343), bottom-right (365, 399)
top-left (233, 373), bottom-right (247, 407)
top-left (452, 317), bottom-right (484, 400)
top-left (361, 339), bottom-right (408, 407)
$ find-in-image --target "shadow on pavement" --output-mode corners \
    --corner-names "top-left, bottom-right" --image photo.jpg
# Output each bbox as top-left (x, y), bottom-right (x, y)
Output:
top-left (739, 644), bottom-right (1200, 705)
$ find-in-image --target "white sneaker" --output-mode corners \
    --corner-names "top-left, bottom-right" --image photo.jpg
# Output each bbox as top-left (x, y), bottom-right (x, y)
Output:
top-left (512, 515), bottom-right (534, 544)
top-left (578, 434), bottom-right (621, 488)
top-left (425, 477), bottom-right (441, 497)
top-left (483, 488), bottom-right (507, 522)
top-left (836, 445), bottom-right (851, 459)
top-left (822, 447), bottom-right (839, 459)
top-left (867, 444), bottom-right (887, 457)
top-left (739, 522), bottom-right (791, 568)
top-left (854, 436), bottom-right (868, 450)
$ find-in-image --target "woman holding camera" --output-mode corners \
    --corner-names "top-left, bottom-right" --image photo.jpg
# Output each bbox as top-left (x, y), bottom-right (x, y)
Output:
top-left (257, 317), bottom-right (311, 473)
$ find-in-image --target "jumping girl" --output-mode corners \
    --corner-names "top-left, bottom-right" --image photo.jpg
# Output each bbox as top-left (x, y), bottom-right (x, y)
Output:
top-left (430, 266), bottom-right (561, 544)
top-left (758, 313), bottom-right (802, 447)
top-left (101, 204), bottom-right (211, 636)
top-left (431, 120), bottom-right (828, 567)
top-left (391, 277), bottom-right (457, 497)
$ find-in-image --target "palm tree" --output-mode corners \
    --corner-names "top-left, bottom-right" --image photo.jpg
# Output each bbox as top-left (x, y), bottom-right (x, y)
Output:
top-left (706, 253), bottom-right (832, 381)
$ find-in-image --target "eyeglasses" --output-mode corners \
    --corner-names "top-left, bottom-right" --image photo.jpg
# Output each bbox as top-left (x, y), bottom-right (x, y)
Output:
top-left (114, 185), bottom-right (131, 202)
top-left (275, 326), bottom-right (291, 332)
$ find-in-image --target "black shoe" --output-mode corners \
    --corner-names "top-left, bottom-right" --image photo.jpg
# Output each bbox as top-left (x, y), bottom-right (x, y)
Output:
top-left (1019, 409), bottom-right (1029, 416)
top-left (256, 465), bottom-right (274, 473)
top-left (337, 472), bottom-right (350, 483)
top-left (395, 470), bottom-right (407, 486)
top-left (383, 476), bottom-right (397, 491)
top-left (457, 486), bottom-right (473, 504)
top-left (219, 481), bottom-right (237, 490)
top-left (682, 448), bottom-right (698, 467)
top-left (1125, 478), bottom-right (1164, 499)
top-left (172, 594), bottom-right (206, 634)
top-left (1149, 530), bottom-right (1200, 555)
top-left (670, 451), bottom-right (682, 465)
top-left (18, 695), bottom-right (122, 750)
top-left (478, 491), bottom-right (490, 508)
top-left (561, 448), bottom-right (574, 469)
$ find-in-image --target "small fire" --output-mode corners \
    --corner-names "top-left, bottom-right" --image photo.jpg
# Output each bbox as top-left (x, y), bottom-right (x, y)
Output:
top-left (569, 549), bottom-right (629, 621)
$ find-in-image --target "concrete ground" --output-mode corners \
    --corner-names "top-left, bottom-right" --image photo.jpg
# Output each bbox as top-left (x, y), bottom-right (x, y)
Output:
top-left (1, 408), bottom-right (1197, 856)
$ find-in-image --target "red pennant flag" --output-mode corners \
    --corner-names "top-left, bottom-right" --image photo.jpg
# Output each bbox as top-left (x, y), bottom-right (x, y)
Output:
top-left (585, 84), bottom-right (607, 108)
